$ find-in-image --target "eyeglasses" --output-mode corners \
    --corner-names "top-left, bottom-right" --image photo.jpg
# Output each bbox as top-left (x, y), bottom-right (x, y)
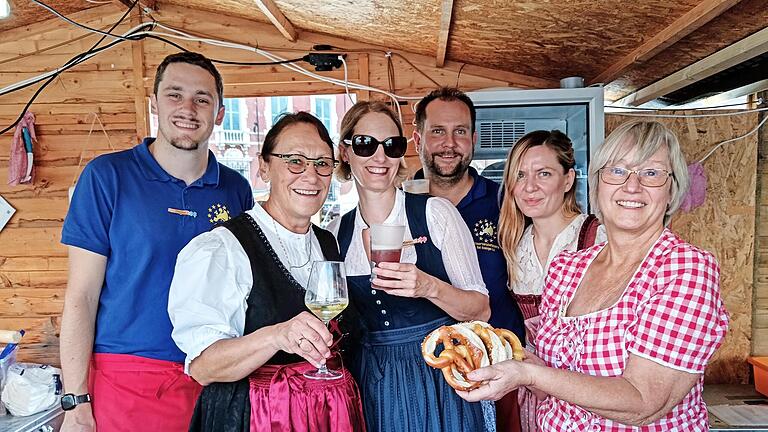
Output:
top-left (343, 134), bottom-right (408, 158)
top-left (268, 153), bottom-right (338, 177)
top-left (599, 166), bottom-right (673, 187)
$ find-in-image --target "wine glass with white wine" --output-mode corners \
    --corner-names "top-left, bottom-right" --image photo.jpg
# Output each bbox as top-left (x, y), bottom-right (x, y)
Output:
top-left (303, 260), bottom-right (349, 380)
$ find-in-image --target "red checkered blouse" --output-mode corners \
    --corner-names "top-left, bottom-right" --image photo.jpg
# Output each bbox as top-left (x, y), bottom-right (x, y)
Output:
top-left (535, 229), bottom-right (729, 432)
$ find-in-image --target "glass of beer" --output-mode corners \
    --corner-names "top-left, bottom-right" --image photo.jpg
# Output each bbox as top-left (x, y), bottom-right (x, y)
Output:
top-left (369, 224), bottom-right (406, 278)
top-left (303, 260), bottom-right (349, 380)
top-left (402, 179), bottom-right (430, 195)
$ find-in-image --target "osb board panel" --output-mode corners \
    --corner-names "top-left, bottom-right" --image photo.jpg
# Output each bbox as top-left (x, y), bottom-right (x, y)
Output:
top-left (448, 0), bottom-right (700, 81)
top-left (606, 112), bottom-right (758, 384)
top-left (604, 0), bottom-right (768, 101)
top-left (279, 0), bottom-right (441, 56)
top-left (752, 106), bottom-right (768, 355)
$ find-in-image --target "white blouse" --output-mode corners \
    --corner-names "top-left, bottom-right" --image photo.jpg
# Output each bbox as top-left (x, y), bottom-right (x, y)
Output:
top-left (327, 189), bottom-right (487, 294)
top-left (509, 214), bottom-right (607, 296)
top-left (168, 202), bottom-right (330, 373)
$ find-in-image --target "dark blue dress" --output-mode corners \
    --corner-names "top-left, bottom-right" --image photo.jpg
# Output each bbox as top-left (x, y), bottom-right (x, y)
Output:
top-left (338, 193), bottom-right (488, 432)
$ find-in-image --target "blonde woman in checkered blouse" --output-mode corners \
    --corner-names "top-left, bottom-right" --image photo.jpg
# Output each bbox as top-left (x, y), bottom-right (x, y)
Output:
top-left (458, 120), bottom-right (729, 432)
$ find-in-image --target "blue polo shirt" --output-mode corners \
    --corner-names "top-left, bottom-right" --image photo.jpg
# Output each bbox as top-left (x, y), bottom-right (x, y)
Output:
top-left (62, 138), bottom-right (254, 362)
top-left (415, 167), bottom-right (525, 342)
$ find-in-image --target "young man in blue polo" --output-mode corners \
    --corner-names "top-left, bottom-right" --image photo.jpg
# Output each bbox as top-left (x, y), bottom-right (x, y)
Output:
top-left (413, 87), bottom-right (524, 432)
top-left (59, 52), bottom-right (254, 432)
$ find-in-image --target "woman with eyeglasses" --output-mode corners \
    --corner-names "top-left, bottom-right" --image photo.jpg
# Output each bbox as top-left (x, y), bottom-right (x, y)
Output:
top-left (328, 101), bottom-right (492, 432)
top-left (458, 120), bottom-right (728, 432)
top-left (168, 112), bottom-right (365, 432)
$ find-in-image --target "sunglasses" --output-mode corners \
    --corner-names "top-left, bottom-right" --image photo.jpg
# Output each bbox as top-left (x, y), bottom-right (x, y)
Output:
top-left (343, 134), bottom-right (408, 158)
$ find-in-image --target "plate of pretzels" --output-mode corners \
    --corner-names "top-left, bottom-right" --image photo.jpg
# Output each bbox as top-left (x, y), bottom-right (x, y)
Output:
top-left (421, 321), bottom-right (525, 390)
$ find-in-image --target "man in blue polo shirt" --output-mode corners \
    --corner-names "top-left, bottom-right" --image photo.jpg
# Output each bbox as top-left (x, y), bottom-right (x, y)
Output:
top-left (59, 52), bottom-right (253, 432)
top-left (413, 87), bottom-right (524, 432)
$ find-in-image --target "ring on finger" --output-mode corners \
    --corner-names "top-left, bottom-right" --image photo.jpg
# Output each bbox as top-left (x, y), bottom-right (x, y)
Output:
top-left (296, 336), bottom-right (307, 346)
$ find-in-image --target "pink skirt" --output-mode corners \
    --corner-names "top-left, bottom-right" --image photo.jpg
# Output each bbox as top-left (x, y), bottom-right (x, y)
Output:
top-left (248, 362), bottom-right (365, 432)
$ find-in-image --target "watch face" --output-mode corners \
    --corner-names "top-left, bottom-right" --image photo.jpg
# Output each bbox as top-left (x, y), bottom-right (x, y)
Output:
top-left (61, 394), bottom-right (76, 411)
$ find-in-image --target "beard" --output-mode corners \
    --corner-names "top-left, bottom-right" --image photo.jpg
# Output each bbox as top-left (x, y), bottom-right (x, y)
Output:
top-left (169, 136), bottom-right (201, 151)
top-left (424, 150), bottom-right (472, 185)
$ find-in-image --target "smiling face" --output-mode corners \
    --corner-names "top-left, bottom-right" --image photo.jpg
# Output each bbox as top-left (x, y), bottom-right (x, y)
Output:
top-left (414, 99), bottom-right (475, 184)
top-left (340, 112), bottom-right (402, 193)
top-left (512, 145), bottom-right (575, 221)
top-left (597, 144), bottom-right (672, 235)
top-left (150, 62), bottom-right (224, 152)
top-left (260, 122), bottom-right (333, 228)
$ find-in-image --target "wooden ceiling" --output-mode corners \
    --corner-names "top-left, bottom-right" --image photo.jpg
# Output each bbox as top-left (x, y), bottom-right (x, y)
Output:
top-left (3, 0), bottom-right (767, 103)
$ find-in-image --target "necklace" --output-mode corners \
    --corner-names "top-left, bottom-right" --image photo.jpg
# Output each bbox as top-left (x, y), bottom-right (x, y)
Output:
top-left (270, 216), bottom-right (312, 270)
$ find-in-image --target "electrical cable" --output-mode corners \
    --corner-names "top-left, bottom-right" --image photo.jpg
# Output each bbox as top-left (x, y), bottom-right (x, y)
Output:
top-left (31, 0), bottom-right (136, 41)
top-left (698, 115), bottom-right (768, 164)
top-left (606, 99), bottom-right (763, 111)
top-left (2, 0), bottom-right (142, 135)
top-left (338, 55), bottom-right (355, 105)
top-left (24, 0), bottom-right (768, 133)
top-left (607, 106), bottom-right (768, 118)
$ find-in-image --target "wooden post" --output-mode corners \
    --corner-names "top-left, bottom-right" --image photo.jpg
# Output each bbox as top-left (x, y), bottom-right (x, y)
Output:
top-left (357, 54), bottom-right (370, 101)
top-left (753, 90), bottom-right (768, 355)
top-left (130, 8), bottom-right (149, 141)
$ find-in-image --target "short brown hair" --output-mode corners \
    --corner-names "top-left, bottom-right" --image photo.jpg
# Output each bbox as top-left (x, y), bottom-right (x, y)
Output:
top-left (153, 52), bottom-right (224, 108)
top-left (335, 101), bottom-right (408, 182)
top-left (413, 87), bottom-right (476, 134)
top-left (261, 111), bottom-right (335, 161)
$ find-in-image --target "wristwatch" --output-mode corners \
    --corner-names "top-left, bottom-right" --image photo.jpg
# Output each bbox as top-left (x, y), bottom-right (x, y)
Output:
top-left (61, 393), bottom-right (92, 411)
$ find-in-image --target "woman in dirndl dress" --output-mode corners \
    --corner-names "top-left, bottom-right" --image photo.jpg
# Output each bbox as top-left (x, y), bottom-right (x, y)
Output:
top-left (328, 101), bottom-right (493, 432)
top-left (168, 112), bottom-right (365, 431)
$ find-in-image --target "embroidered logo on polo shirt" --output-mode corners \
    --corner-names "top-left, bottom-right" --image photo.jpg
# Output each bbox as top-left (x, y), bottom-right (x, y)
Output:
top-left (473, 219), bottom-right (500, 252)
top-left (208, 204), bottom-right (231, 224)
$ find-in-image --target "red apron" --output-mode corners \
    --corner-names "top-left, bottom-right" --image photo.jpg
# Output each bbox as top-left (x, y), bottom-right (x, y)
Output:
top-left (89, 353), bottom-right (202, 432)
top-left (248, 362), bottom-right (365, 432)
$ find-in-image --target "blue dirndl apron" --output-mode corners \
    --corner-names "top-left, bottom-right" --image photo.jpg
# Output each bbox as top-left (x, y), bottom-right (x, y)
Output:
top-left (338, 192), bottom-right (493, 432)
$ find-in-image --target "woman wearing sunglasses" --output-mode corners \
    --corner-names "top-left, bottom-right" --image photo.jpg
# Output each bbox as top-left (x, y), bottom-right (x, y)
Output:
top-left (168, 112), bottom-right (365, 431)
top-left (329, 101), bottom-right (492, 432)
top-left (458, 121), bottom-right (728, 432)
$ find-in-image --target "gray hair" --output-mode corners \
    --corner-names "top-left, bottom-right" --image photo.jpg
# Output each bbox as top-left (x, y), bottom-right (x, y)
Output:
top-left (588, 120), bottom-right (689, 225)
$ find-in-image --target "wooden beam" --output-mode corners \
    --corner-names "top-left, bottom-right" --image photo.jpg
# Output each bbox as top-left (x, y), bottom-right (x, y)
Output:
top-left (614, 25), bottom-right (768, 106)
top-left (252, 0), bottom-right (298, 42)
top-left (436, 0), bottom-right (454, 67)
top-left (130, 8), bottom-right (149, 140)
top-left (357, 53), bottom-right (370, 101)
top-left (591, 0), bottom-right (742, 85)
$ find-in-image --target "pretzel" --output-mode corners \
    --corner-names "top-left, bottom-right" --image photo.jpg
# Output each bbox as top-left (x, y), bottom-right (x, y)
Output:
top-left (421, 321), bottom-right (524, 391)
top-left (493, 328), bottom-right (526, 361)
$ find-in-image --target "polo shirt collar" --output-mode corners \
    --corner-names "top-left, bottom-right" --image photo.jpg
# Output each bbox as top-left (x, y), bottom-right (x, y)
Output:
top-left (456, 166), bottom-right (487, 209)
top-left (413, 167), bottom-right (487, 209)
top-left (135, 137), bottom-right (220, 186)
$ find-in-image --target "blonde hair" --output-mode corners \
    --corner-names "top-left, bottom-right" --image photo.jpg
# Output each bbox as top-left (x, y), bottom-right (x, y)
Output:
top-left (498, 130), bottom-right (580, 282)
top-left (335, 101), bottom-right (408, 182)
top-left (588, 120), bottom-right (689, 226)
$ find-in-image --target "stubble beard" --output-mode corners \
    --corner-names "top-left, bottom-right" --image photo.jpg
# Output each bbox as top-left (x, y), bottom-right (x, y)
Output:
top-left (424, 151), bottom-right (472, 187)
top-left (169, 137), bottom-right (201, 151)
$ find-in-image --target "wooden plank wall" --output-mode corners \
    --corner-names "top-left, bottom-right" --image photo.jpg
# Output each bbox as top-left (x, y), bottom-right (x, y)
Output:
top-left (606, 113), bottom-right (758, 384)
top-left (0, 3), bottom-right (517, 366)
